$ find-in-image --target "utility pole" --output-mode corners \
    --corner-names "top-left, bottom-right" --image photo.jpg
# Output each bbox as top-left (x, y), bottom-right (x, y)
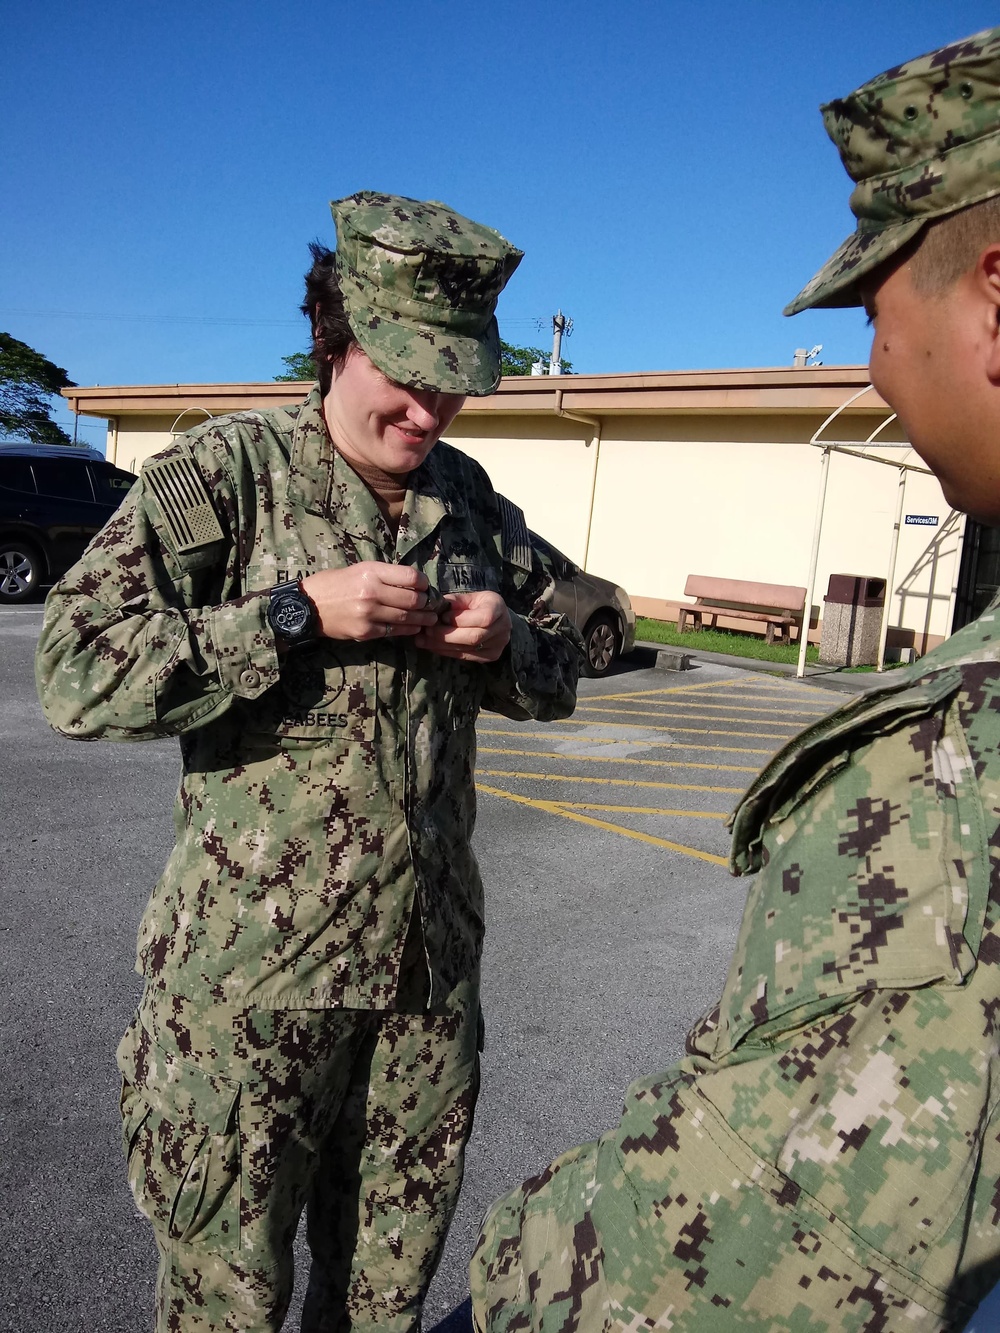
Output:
top-left (548, 310), bottom-right (573, 375)
top-left (792, 343), bottom-right (823, 368)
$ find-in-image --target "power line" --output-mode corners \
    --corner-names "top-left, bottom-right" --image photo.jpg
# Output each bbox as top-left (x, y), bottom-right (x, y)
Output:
top-left (2, 308), bottom-right (552, 330)
top-left (1, 309), bottom-right (302, 328)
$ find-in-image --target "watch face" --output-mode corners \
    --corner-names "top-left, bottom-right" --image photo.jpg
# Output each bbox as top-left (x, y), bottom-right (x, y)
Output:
top-left (270, 591), bottom-right (313, 639)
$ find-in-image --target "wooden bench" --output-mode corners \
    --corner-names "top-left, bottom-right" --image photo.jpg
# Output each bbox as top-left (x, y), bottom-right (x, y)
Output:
top-left (676, 575), bottom-right (807, 645)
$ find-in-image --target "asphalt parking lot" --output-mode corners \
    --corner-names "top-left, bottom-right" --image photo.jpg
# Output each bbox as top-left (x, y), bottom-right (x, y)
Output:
top-left (474, 668), bottom-right (838, 871)
top-left (3, 603), bottom-right (998, 1332)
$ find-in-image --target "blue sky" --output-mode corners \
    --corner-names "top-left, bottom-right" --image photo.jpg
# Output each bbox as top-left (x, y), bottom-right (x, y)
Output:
top-left (3, 1), bottom-right (997, 443)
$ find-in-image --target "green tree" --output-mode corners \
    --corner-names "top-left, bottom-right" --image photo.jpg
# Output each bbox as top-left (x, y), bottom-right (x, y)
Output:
top-left (275, 351), bottom-right (317, 382)
top-left (276, 342), bottom-right (574, 384)
top-left (500, 339), bottom-right (572, 376)
top-left (0, 333), bottom-right (76, 446)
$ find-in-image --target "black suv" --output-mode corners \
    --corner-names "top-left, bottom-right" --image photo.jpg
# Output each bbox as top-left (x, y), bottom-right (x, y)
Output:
top-left (0, 443), bottom-right (137, 603)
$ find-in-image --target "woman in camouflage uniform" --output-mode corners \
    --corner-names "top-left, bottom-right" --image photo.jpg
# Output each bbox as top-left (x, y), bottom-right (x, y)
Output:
top-left (36, 192), bottom-right (581, 1333)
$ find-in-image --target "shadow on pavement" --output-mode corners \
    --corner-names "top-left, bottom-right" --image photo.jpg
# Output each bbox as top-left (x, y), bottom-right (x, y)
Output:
top-left (597, 644), bottom-right (665, 679)
top-left (427, 1296), bottom-right (473, 1333)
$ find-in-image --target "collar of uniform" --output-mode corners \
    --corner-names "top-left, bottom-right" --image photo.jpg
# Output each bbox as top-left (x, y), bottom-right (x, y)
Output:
top-left (286, 386), bottom-right (336, 517)
top-left (285, 387), bottom-right (390, 545)
top-left (726, 602), bottom-right (1000, 875)
top-left (396, 442), bottom-right (469, 559)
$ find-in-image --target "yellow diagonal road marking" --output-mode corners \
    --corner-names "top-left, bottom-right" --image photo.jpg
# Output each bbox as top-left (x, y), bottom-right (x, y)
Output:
top-left (477, 768), bottom-right (743, 793)
top-left (572, 706), bottom-right (795, 738)
top-left (479, 728), bottom-right (677, 745)
top-left (726, 678), bottom-right (833, 692)
top-left (584, 679), bottom-right (747, 701)
top-left (478, 746), bottom-right (757, 773)
top-left (623, 701), bottom-right (826, 719)
top-left (577, 703), bottom-right (805, 727)
top-left (477, 784), bottom-right (729, 867)
top-left (555, 802), bottom-right (726, 818)
top-left (483, 720), bottom-right (775, 753)
top-left (726, 685), bottom-right (832, 699)
top-left (586, 680), bottom-right (832, 705)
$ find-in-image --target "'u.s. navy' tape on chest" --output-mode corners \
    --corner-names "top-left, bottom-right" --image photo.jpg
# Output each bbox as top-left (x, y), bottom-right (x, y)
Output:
top-left (144, 453), bottom-right (224, 553)
top-left (498, 494), bottom-right (532, 573)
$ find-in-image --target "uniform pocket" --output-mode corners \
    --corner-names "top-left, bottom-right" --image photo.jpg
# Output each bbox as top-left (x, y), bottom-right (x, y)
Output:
top-left (272, 642), bottom-right (375, 743)
top-left (116, 1015), bottom-right (241, 1250)
top-left (234, 641), bottom-right (377, 754)
top-left (709, 705), bottom-right (985, 1058)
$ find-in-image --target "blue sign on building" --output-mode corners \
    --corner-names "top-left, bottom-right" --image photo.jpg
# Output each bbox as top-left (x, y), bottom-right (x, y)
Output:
top-left (905, 515), bottom-right (939, 527)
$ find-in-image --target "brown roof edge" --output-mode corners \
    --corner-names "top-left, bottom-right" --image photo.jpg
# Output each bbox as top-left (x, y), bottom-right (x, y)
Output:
top-left (62, 381), bottom-right (308, 417)
top-left (63, 364), bottom-right (886, 419)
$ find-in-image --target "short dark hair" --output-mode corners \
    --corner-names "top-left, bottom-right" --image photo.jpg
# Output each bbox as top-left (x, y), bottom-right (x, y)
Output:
top-left (301, 242), bottom-right (357, 394)
top-left (909, 195), bottom-right (1000, 294)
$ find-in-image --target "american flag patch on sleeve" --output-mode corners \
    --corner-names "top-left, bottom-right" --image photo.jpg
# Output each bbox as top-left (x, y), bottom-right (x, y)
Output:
top-left (498, 494), bottom-right (532, 573)
top-left (144, 452), bottom-right (225, 554)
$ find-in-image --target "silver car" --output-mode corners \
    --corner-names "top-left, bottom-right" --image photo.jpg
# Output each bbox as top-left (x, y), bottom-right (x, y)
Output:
top-left (531, 530), bottom-right (636, 677)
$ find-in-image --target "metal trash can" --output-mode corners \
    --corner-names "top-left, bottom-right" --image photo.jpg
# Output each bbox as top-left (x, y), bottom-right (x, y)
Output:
top-left (819, 574), bottom-right (886, 667)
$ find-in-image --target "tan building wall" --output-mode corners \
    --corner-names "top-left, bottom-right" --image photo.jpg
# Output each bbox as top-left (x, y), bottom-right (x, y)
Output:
top-left (106, 413), bottom-right (208, 475)
top-left (448, 417), bottom-right (958, 650)
top-left (64, 367), bottom-right (961, 653)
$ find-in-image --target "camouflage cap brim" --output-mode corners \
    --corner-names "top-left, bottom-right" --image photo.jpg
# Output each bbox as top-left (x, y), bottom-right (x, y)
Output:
top-left (347, 306), bottom-right (503, 397)
top-left (785, 24), bottom-right (1000, 317)
top-left (783, 217), bottom-right (927, 315)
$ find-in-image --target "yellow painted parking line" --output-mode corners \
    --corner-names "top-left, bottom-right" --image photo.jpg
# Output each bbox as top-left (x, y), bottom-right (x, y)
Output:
top-left (477, 784), bottom-right (729, 867)
top-left (725, 679), bottom-right (830, 691)
top-left (579, 699), bottom-right (818, 721)
top-left (479, 728), bottom-right (657, 745)
top-left (487, 719), bottom-right (776, 753)
top-left (477, 768), bottom-right (743, 793)
top-left (687, 695), bottom-right (835, 716)
top-left (587, 678), bottom-right (824, 702)
top-left (592, 678), bottom-right (833, 706)
top-left (632, 697), bottom-right (827, 715)
top-left (478, 746), bottom-right (757, 773)
top-left (724, 685), bottom-right (838, 702)
top-left (555, 802), bottom-right (726, 819)
top-left (713, 690), bottom-right (832, 707)
top-left (477, 727), bottom-right (773, 755)
top-left (572, 706), bottom-right (795, 738)
top-left (585, 679), bottom-right (747, 701)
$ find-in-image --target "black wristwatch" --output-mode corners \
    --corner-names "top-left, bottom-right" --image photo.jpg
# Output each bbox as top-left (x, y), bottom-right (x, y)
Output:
top-left (267, 580), bottom-right (317, 645)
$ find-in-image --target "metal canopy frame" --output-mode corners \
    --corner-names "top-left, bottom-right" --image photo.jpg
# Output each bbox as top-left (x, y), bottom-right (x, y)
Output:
top-left (795, 384), bottom-right (937, 678)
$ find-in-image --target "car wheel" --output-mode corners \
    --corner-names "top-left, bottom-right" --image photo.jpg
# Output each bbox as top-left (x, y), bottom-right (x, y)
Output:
top-left (0, 540), bottom-right (42, 603)
top-left (581, 612), bottom-right (619, 678)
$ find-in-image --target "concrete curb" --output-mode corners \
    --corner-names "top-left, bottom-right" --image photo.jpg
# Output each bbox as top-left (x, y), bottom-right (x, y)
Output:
top-left (636, 640), bottom-right (893, 695)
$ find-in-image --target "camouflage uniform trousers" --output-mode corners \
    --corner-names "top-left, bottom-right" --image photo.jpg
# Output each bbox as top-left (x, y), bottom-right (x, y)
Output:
top-left (117, 972), bottom-right (480, 1333)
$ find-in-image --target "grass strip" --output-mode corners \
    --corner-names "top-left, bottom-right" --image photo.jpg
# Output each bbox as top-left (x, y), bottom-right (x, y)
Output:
top-left (635, 617), bottom-right (818, 665)
top-left (635, 618), bottom-right (904, 673)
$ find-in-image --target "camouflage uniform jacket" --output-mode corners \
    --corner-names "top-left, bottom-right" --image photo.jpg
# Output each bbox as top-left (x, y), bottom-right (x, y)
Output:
top-left (35, 389), bottom-right (581, 1011)
top-left (603, 605), bottom-right (1000, 1321)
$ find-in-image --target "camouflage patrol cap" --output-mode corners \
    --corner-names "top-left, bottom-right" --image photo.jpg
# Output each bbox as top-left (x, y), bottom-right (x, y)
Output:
top-left (330, 191), bottom-right (523, 395)
top-left (786, 25), bottom-right (1000, 316)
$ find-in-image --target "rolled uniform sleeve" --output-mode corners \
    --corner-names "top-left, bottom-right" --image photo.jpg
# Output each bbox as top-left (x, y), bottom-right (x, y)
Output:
top-left (480, 499), bottom-right (583, 722)
top-left (35, 445), bottom-right (280, 741)
top-left (482, 607), bottom-right (582, 722)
